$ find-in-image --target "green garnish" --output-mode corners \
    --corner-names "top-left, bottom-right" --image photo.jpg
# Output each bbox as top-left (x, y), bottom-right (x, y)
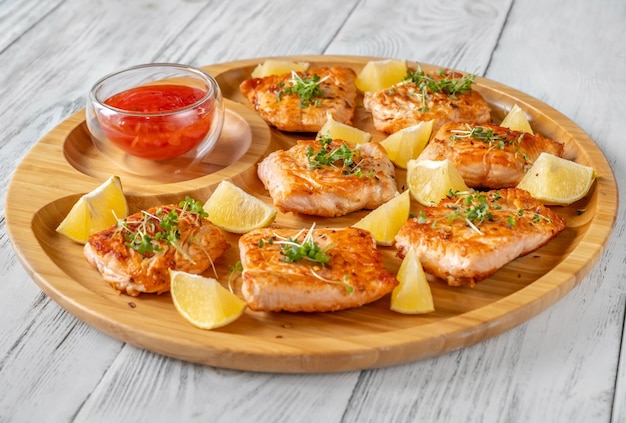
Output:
top-left (306, 135), bottom-right (366, 176)
top-left (450, 124), bottom-right (525, 153)
top-left (417, 211), bottom-right (428, 224)
top-left (228, 261), bottom-right (243, 274)
top-left (404, 67), bottom-right (475, 111)
top-left (446, 192), bottom-right (495, 234)
top-left (532, 213), bottom-right (552, 224)
top-left (277, 71), bottom-right (328, 107)
top-left (259, 223), bottom-right (331, 266)
top-left (450, 125), bottom-right (502, 144)
top-left (227, 260), bottom-right (244, 293)
top-left (417, 191), bottom-right (553, 234)
top-left (514, 147), bottom-right (530, 162)
top-left (116, 196), bottom-right (207, 262)
top-left (310, 271), bottom-right (354, 294)
top-left (447, 189), bottom-right (458, 198)
top-left (259, 223), bottom-right (353, 294)
top-left (280, 224), bottom-right (331, 266)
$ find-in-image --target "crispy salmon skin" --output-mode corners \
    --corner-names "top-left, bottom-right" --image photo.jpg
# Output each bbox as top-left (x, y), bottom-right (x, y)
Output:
top-left (239, 226), bottom-right (398, 312)
top-left (395, 188), bottom-right (566, 287)
top-left (240, 66), bottom-right (358, 132)
top-left (84, 203), bottom-right (230, 296)
top-left (257, 138), bottom-right (397, 217)
top-left (418, 122), bottom-right (564, 188)
top-left (363, 68), bottom-right (491, 134)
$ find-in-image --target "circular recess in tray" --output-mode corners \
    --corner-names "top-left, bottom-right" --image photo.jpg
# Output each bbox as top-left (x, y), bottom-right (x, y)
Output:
top-left (63, 99), bottom-right (270, 185)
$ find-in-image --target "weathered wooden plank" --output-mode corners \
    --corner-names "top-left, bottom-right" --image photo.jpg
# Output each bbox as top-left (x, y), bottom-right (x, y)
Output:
top-left (327, 0), bottom-right (513, 74)
top-left (73, 346), bottom-right (359, 422)
top-left (0, 0), bottom-right (362, 422)
top-left (158, 0), bottom-right (361, 64)
top-left (337, 0), bottom-right (626, 422)
top-left (0, 0), bottom-right (62, 53)
top-left (1, 0), bottom-right (624, 422)
top-left (488, 1), bottom-right (626, 420)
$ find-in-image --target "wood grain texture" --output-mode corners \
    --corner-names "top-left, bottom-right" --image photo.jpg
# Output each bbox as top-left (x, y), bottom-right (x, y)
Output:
top-left (73, 347), bottom-right (360, 422)
top-left (327, 0), bottom-right (513, 73)
top-left (1, 0), bottom-right (625, 421)
top-left (6, 56), bottom-right (617, 375)
top-left (484, 0), bottom-right (626, 421)
top-left (332, 0), bottom-right (626, 421)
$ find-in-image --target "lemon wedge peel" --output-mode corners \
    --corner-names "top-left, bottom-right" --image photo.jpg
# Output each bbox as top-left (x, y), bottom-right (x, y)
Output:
top-left (517, 152), bottom-right (595, 205)
top-left (391, 248), bottom-right (435, 314)
top-left (352, 190), bottom-right (410, 246)
top-left (406, 159), bottom-right (470, 206)
top-left (500, 104), bottom-right (534, 134)
top-left (356, 59), bottom-right (408, 92)
top-left (251, 60), bottom-right (310, 78)
top-left (380, 120), bottom-right (434, 168)
top-left (203, 180), bottom-right (277, 234)
top-left (170, 270), bottom-right (247, 330)
top-left (317, 114), bottom-right (372, 144)
top-left (56, 175), bottom-right (128, 244)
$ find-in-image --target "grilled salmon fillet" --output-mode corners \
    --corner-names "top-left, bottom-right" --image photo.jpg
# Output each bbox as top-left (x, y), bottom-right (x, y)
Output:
top-left (240, 66), bottom-right (358, 132)
top-left (84, 203), bottom-right (230, 296)
top-left (395, 188), bottom-right (566, 287)
top-left (257, 138), bottom-right (398, 217)
top-left (418, 122), bottom-right (564, 188)
top-left (239, 226), bottom-right (398, 312)
top-left (363, 68), bottom-right (491, 134)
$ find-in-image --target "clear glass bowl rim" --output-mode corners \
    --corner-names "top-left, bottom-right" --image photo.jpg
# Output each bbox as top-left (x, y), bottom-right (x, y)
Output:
top-left (88, 62), bottom-right (219, 117)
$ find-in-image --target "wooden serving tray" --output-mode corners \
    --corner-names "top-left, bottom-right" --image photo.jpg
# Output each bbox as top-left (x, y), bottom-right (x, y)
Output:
top-left (5, 55), bottom-right (618, 373)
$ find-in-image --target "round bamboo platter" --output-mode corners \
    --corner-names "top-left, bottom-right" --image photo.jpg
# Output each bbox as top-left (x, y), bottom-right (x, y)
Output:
top-left (5, 55), bottom-right (618, 373)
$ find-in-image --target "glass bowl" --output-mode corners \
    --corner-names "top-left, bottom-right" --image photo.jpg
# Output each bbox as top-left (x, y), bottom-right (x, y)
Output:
top-left (86, 63), bottom-right (225, 176)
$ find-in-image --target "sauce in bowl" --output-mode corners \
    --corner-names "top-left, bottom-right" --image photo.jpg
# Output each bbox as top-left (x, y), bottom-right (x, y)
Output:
top-left (100, 84), bottom-right (215, 161)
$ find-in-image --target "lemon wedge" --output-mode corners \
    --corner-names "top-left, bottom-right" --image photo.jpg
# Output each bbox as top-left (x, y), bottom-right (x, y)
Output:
top-left (203, 180), bottom-right (277, 233)
top-left (251, 60), bottom-right (309, 78)
top-left (352, 191), bottom-right (410, 246)
top-left (317, 114), bottom-right (372, 144)
top-left (500, 104), bottom-right (534, 134)
top-left (391, 248), bottom-right (435, 314)
top-left (356, 59), bottom-right (407, 92)
top-left (406, 159), bottom-right (469, 206)
top-left (170, 270), bottom-right (247, 329)
top-left (380, 120), bottom-right (434, 168)
top-left (517, 152), bottom-right (595, 205)
top-left (56, 175), bottom-right (128, 243)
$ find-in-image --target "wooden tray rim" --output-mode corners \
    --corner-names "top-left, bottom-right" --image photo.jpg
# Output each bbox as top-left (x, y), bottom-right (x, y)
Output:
top-left (5, 55), bottom-right (619, 373)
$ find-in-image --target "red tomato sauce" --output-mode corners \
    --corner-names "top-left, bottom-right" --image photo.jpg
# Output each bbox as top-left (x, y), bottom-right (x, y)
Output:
top-left (100, 84), bottom-right (214, 160)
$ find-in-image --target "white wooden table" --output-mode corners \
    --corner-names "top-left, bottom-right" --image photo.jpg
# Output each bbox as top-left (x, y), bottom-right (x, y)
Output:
top-left (1, 0), bottom-right (624, 421)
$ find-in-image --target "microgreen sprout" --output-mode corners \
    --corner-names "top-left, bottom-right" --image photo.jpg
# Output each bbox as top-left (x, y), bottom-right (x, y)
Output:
top-left (417, 190), bottom-right (552, 234)
top-left (277, 71), bottom-right (329, 107)
top-left (258, 224), bottom-right (352, 294)
top-left (115, 196), bottom-right (207, 262)
top-left (278, 223), bottom-right (331, 266)
top-left (404, 67), bottom-right (475, 111)
top-left (450, 124), bottom-right (526, 155)
top-left (227, 261), bottom-right (244, 294)
top-left (310, 269), bottom-right (353, 294)
top-left (306, 135), bottom-right (366, 176)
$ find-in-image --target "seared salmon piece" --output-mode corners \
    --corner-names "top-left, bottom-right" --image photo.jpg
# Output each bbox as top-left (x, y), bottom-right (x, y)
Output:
top-left (240, 66), bottom-right (358, 132)
top-left (395, 188), bottom-right (566, 287)
top-left (418, 122), bottom-right (564, 189)
top-left (363, 68), bottom-right (491, 134)
top-left (84, 203), bottom-right (230, 296)
top-left (257, 138), bottom-right (398, 217)
top-left (239, 226), bottom-right (398, 312)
